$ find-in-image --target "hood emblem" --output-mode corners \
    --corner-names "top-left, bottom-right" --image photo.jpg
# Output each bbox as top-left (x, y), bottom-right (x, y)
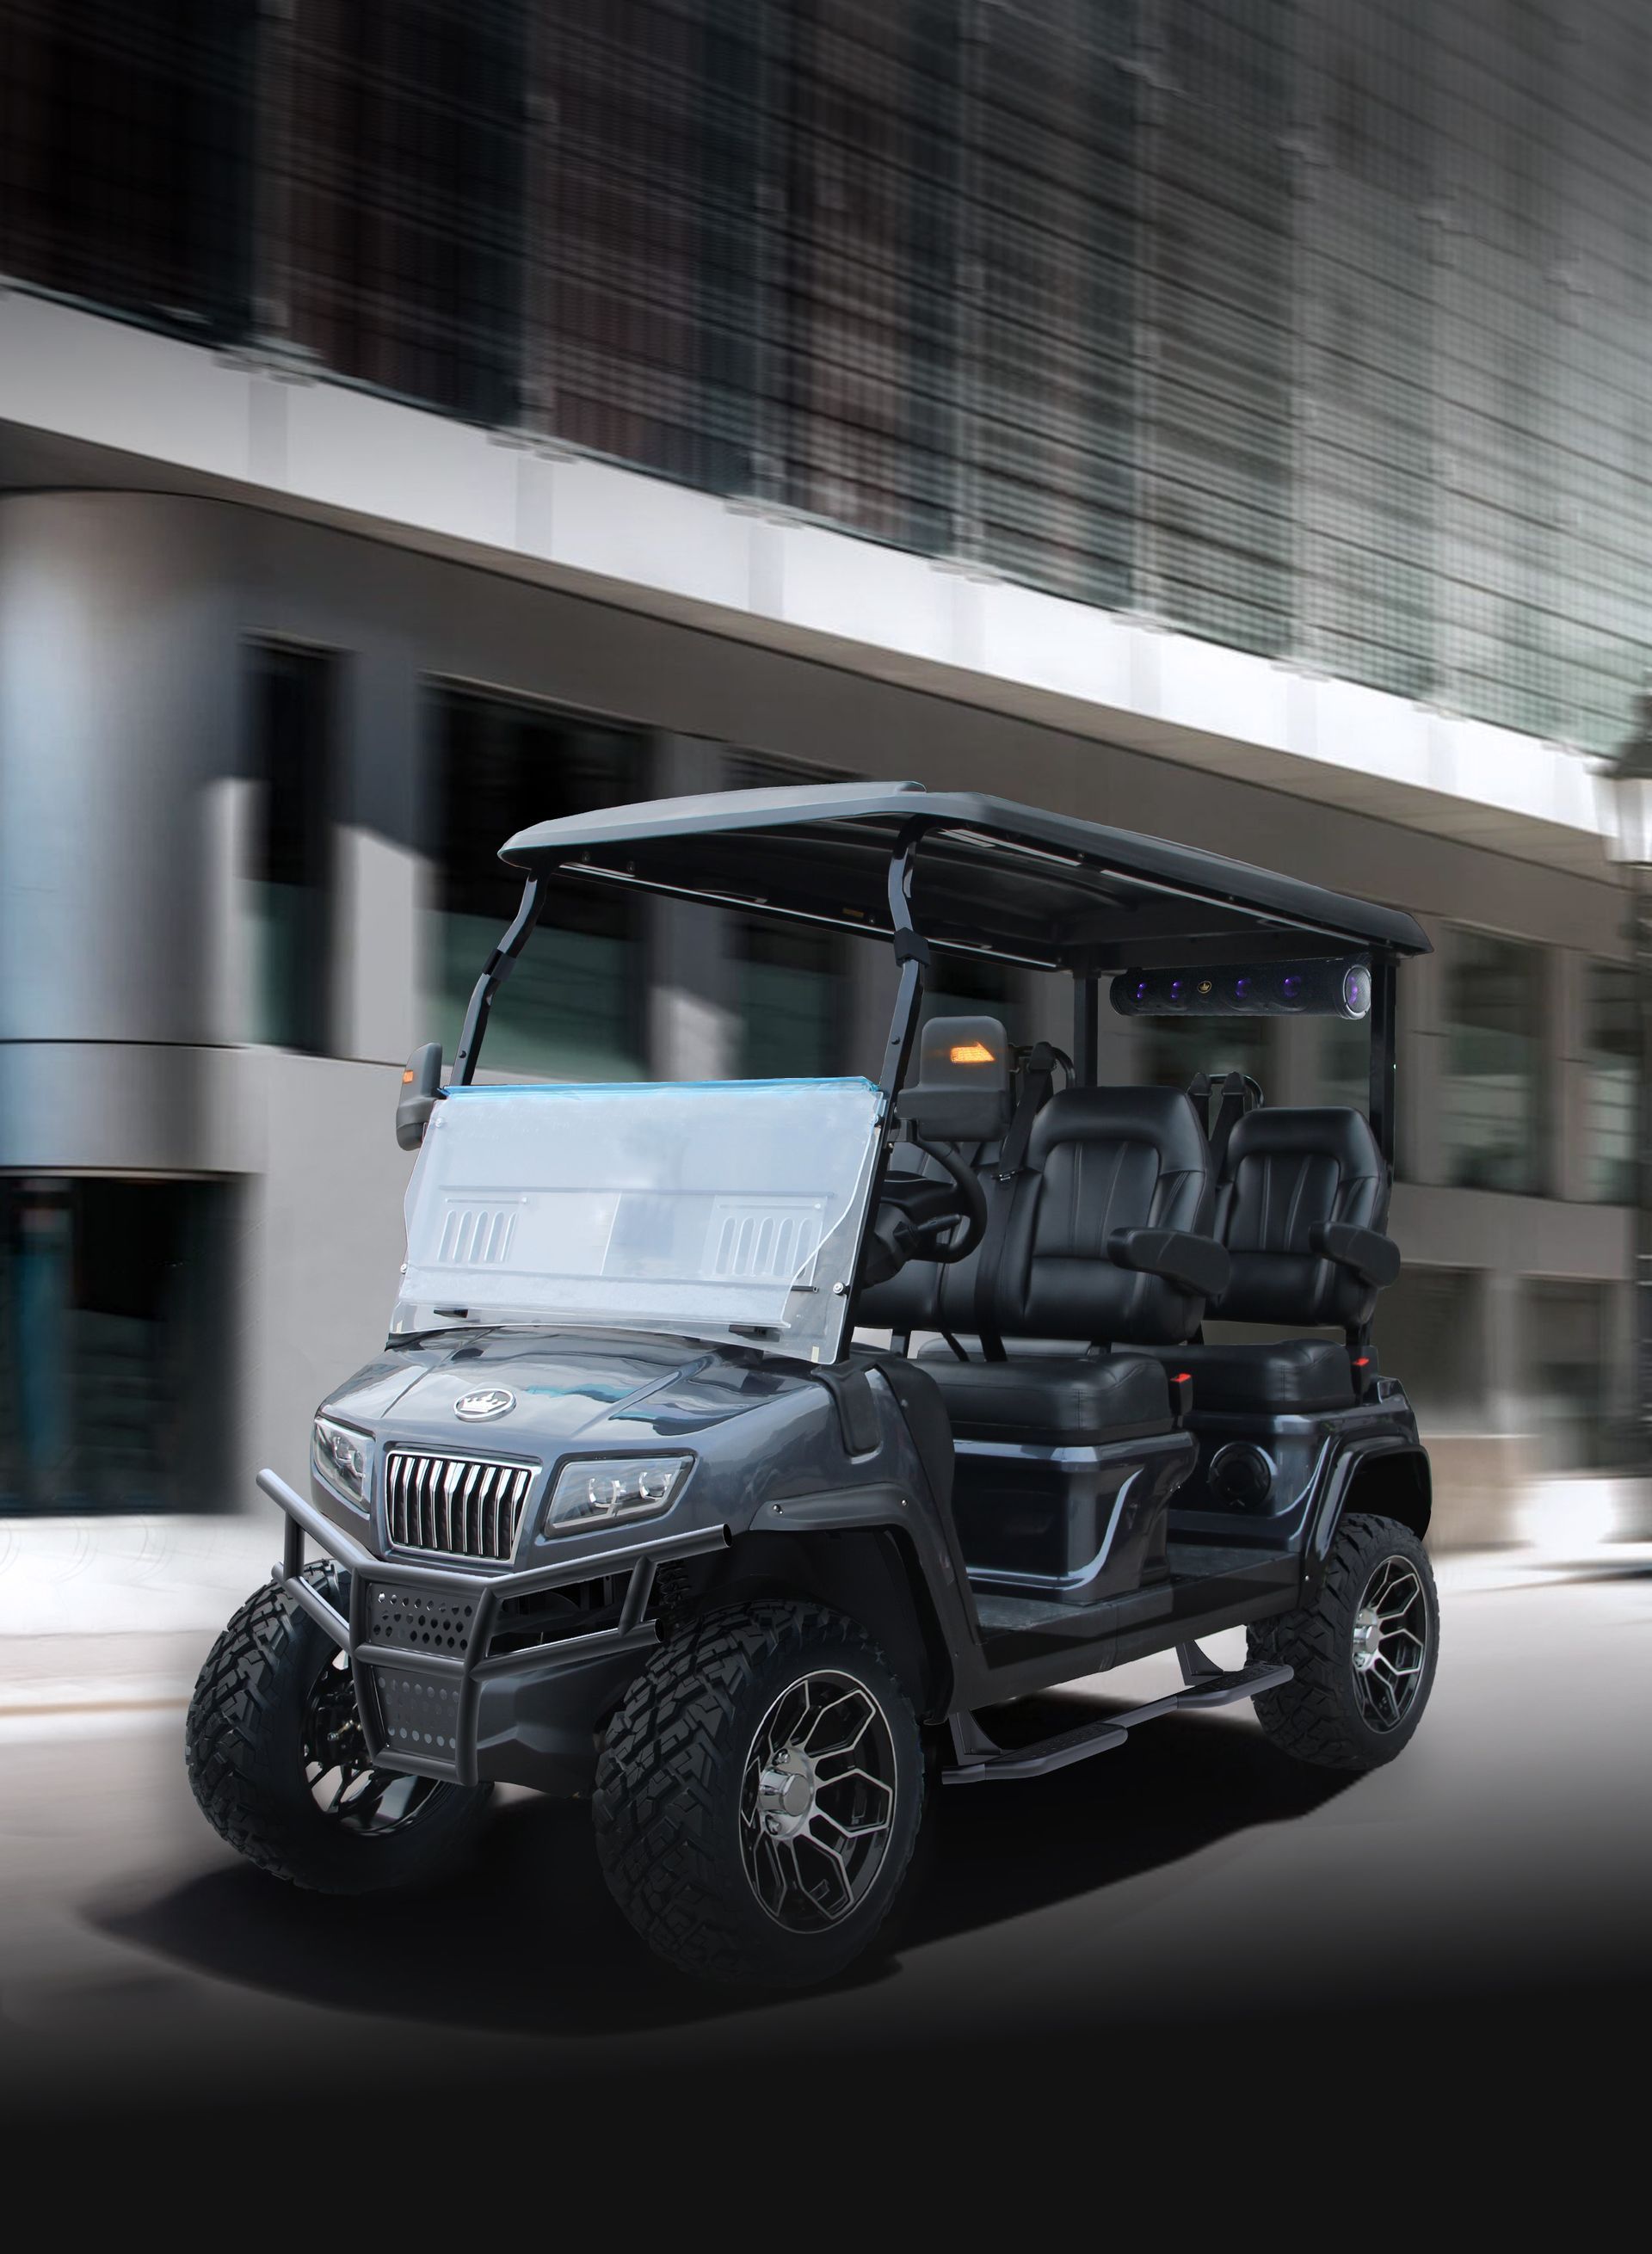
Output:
top-left (454, 1387), bottom-right (515, 1422)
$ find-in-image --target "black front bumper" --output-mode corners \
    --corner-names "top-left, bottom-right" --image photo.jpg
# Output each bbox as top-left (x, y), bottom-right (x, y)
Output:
top-left (261, 1469), bottom-right (727, 1790)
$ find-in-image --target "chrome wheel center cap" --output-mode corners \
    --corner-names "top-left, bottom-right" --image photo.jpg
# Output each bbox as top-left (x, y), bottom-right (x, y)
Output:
top-left (1352, 1609), bottom-right (1383, 1672)
top-left (757, 1746), bottom-right (816, 1836)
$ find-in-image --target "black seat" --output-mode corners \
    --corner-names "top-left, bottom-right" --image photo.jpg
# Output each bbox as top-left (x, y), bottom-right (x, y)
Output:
top-left (856, 1013), bottom-right (1020, 1339)
top-left (1155, 1335), bottom-right (1357, 1413)
top-left (915, 1350), bottom-right (1173, 1442)
top-left (1149, 1105), bottom-right (1396, 1413)
top-left (917, 1085), bottom-right (1224, 1442)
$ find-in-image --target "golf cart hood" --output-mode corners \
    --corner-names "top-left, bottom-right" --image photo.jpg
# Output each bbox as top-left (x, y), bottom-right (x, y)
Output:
top-left (324, 1331), bottom-right (817, 1453)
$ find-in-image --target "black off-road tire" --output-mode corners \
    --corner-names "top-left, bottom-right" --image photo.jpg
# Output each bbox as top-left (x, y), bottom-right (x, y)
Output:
top-left (185, 1567), bottom-right (493, 1894)
top-left (1248, 1512), bottom-right (1439, 1772)
top-left (592, 1600), bottom-right (928, 1988)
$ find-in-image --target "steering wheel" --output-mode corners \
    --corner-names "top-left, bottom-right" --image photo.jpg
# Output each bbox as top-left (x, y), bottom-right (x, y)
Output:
top-left (862, 1140), bottom-right (987, 1288)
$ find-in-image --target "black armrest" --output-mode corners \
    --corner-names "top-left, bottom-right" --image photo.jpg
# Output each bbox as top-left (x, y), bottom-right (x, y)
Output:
top-left (1107, 1228), bottom-right (1230, 1299)
top-left (1309, 1222), bottom-right (1400, 1288)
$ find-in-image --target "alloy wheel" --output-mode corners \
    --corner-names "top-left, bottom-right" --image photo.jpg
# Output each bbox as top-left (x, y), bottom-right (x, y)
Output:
top-left (1348, 1555), bottom-right (1431, 1732)
top-left (738, 1670), bottom-right (898, 1932)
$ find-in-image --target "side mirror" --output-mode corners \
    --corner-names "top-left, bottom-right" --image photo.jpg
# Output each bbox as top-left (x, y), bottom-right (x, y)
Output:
top-left (396, 1043), bottom-right (444, 1150)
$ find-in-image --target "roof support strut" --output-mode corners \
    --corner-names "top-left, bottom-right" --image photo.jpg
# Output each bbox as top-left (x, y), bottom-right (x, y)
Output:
top-left (1368, 955), bottom-right (1397, 1167)
top-left (877, 821), bottom-right (930, 1106)
top-left (451, 876), bottom-right (546, 1087)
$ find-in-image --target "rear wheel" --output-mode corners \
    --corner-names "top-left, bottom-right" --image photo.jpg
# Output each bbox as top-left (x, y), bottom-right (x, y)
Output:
top-left (1248, 1512), bottom-right (1439, 1771)
top-left (185, 1567), bottom-right (493, 1893)
top-left (592, 1600), bottom-right (927, 1987)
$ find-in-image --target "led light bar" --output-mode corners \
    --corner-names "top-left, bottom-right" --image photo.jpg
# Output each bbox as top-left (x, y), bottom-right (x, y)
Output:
top-left (1110, 957), bottom-right (1372, 1019)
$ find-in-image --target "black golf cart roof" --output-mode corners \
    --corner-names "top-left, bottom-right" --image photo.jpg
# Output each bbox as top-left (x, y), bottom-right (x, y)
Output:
top-left (502, 781), bottom-right (1429, 973)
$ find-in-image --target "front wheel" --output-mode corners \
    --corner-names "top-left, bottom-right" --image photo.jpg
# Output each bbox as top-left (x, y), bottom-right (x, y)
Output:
top-left (185, 1567), bottom-right (493, 1894)
top-left (593, 1601), bottom-right (928, 1987)
top-left (1248, 1512), bottom-right (1439, 1771)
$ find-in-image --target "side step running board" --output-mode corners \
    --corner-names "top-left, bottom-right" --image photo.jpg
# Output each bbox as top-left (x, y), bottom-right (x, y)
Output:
top-left (943, 1645), bottom-right (1293, 1785)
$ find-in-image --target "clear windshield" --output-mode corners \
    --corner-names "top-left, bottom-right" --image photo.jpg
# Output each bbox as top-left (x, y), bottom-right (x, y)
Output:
top-left (392, 1079), bottom-right (886, 1360)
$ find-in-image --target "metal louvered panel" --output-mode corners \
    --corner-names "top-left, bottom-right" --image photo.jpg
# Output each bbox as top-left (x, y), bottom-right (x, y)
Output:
top-left (383, 1451), bottom-right (533, 1562)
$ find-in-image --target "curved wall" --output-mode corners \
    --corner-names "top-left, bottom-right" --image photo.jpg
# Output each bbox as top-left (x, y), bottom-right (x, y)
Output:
top-left (0, 491), bottom-right (241, 1167)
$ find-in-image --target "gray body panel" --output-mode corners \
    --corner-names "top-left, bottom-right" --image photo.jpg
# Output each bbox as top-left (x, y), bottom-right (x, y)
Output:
top-left (273, 1327), bottom-right (1426, 1795)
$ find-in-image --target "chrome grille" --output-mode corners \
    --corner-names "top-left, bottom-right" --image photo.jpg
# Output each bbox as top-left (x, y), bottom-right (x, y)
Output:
top-left (384, 1451), bottom-right (533, 1562)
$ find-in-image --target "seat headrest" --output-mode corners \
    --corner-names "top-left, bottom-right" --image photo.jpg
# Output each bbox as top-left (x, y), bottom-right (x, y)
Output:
top-left (1027, 1084), bottom-right (1211, 1173)
top-left (896, 1015), bottom-right (1013, 1142)
top-left (1224, 1105), bottom-right (1384, 1180)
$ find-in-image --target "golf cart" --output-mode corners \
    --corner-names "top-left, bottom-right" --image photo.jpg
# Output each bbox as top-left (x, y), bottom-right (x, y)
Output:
top-left (187, 781), bottom-right (1439, 1987)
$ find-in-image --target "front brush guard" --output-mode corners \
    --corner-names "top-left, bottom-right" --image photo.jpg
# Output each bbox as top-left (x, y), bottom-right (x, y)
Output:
top-left (260, 1469), bottom-right (727, 1787)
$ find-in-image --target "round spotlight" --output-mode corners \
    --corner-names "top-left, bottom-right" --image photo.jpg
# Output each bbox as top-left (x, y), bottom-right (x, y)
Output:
top-left (1134, 979), bottom-right (1150, 1005)
top-left (1168, 977), bottom-right (1186, 1005)
top-left (1278, 972), bottom-right (1304, 1007)
top-left (1341, 964), bottom-right (1372, 1018)
top-left (1233, 974), bottom-right (1251, 1004)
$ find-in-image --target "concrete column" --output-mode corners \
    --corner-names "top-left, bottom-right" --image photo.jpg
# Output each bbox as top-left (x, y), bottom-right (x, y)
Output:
top-left (1482, 1268), bottom-right (1526, 1441)
top-left (647, 736), bottom-right (738, 1079)
top-left (336, 827), bottom-right (422, 1065)
top-left (335, 636), bottom-right (423, 1066)
top-left (201, 776), bottom-right (257, 1050)
top-left (0, 492), bottom-right (244, 1171)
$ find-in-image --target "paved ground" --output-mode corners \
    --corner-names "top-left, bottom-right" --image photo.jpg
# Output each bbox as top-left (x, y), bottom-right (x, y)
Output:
top-left (1, 1557), bottom-right (1648, 2176)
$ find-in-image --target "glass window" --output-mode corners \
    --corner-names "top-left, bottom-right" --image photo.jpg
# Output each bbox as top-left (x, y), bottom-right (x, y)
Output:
top-left (246, 644), bottom-right (335, 1054)
top-left (0, 0), bottom-right (254, 340)
top-left (921, 954), bottom-right (1030, 1050)
top-left (1582, 962), bottom-right (1636, 1205)
top-left (1137, 1017), bottom-right (1273, 1100)
top-left (283, 0), bottom-right (526, 422)
top-left (1524, 1280), bottom-right (1612, 1471)
top-left (1439, 931), bottom-right (1544, 1194)
top-left (1315, 1016), bottom-right (1370, 1113)
top-left (427, 686), bottom-right (646, 1081)
top-left (737, 921), bottom-right (843, 1080)
top-left (1375, 1266), bottom-right (1485, 1432)
top-left (0, 1179), bottom-right (234, 1514)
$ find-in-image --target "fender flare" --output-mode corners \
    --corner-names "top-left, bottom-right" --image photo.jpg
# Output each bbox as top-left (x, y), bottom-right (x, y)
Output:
top-left (1301, 1438), bottom-right (1433, 1599)
top-left (720, 1483), bottom-right (975, 1721)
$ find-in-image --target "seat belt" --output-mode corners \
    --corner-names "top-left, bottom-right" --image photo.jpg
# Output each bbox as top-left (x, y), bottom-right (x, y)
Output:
top-left (1188, 1068), bottom-right (1258, 1176)
top-left (996, 1042), bottom-right (1067, 1186)
top-left (1208, 1069), bottom-right (1253, 1174)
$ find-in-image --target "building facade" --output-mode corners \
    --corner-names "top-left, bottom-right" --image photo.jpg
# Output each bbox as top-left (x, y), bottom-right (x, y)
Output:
top-left (2, 0), bottom-right (1648, 1542)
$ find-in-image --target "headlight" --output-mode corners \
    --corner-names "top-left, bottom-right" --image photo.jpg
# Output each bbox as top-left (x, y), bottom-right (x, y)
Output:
top-left (543, 1455), bottom-right (692, 1536)
top-left (312, 1416), bottom-right (370, 1508)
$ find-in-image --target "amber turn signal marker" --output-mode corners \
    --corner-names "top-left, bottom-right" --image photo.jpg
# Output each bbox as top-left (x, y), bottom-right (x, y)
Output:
top-left (949, 1041), bottom-right (996, 1064)
top-left (401, 1068), bottom-right (416, 1084)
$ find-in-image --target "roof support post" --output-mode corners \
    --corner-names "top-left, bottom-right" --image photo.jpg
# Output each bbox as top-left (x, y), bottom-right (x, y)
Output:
top-left (451, 876), bottom-right (546, 1087)
top-left (1072, 972), bottom-right (1099, 1088)
top-left (877, 821), bottom-right (930, 1105)
top-left (1368, 955), bottom-right (1397, 1167)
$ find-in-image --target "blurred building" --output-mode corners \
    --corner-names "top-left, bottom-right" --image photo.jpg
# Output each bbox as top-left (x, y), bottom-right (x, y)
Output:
top-left (2, 1), bottom-right (1649, 1541)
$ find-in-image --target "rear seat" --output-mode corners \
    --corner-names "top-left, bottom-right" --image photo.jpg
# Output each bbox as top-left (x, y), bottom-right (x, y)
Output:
top-left (1143, 1105), bottom-right (1399, 1412)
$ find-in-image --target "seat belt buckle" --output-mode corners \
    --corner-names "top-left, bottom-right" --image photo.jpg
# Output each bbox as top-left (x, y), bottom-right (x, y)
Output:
top-left (1169, 1368), bottom-right (1194, 1420)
